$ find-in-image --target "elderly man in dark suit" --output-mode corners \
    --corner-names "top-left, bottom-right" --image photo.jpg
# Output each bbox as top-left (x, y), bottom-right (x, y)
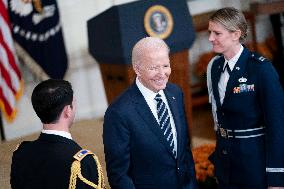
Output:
top-left (10, 79), bottom-right (105, 189)
top-left (103, 37), bottom-right (197, 189)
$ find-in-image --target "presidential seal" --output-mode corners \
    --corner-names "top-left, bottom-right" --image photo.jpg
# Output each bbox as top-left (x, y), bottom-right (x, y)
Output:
top-left (144, 5), bottom-right (173, 39)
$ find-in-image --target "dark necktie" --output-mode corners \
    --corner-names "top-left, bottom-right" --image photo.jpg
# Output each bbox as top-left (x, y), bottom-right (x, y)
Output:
top-left (155, 94), bottom-right (177, 158)
top-left (223, 62), bottom-right (231, 75)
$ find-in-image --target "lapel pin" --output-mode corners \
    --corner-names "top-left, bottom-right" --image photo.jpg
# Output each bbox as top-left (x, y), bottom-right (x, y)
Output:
top-left (172, 97), bottom-right (175, 100)
top-left (236, 67), bottom-right (240, 70)
top-left (238, 77), bottom-right (247, 83)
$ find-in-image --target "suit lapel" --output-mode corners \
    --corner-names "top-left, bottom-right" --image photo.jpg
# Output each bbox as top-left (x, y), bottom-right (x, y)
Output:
top-left (223, 48), bottom-right (249, 105)
top-left (211, 56), bottom-right (224, 108)
top-left (130, 84), bottom-right (176, 159)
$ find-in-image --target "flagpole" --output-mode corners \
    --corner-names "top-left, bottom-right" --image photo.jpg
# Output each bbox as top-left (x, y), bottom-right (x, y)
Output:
top-left (0, 112), bottom-right (5, 141)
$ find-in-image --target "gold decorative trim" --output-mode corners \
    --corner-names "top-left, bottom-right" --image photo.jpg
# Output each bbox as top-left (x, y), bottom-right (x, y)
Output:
top-left (144, 5), bottom-right (174, 39)
top-left (69, 150), bottom-right (106, 189)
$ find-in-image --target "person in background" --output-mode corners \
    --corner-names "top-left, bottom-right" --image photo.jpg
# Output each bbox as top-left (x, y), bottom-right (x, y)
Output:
top-left (207, 7), bottom-right (284, 189)
top-left (10, 79), bottom-right (105, 189)
top-left (103, 37), bottom-right (197, 189)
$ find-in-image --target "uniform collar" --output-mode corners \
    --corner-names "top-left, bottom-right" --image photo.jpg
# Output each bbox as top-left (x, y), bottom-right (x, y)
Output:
top-left (224, 45), bottom-right (244, 71)
top-left (41, 129), bottom-right (72, 140)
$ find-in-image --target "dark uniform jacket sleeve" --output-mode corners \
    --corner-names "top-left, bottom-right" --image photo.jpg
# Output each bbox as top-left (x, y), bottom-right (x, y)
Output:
top-left (257, 58), bottom-right (284, 186)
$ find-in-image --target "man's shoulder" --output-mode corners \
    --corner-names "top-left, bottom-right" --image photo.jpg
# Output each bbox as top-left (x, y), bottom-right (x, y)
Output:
top-left (12, 141), bottom-right (32, 155)
top-left (164, 83), bottom-right (184, 100)
top-left (11, 140), bottom-right (41, 165)
top-left (72, 149), bottom-right (97, 162)
top-left (70, 149), bottom-right (105, 188)
top-left (107, 83), bottom-right (137, 108)
top-left (166, 82), bottom-right (182, 92)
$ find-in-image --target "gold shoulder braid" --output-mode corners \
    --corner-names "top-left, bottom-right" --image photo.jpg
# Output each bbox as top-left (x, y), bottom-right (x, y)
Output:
top-left (69, 149), bottom-right (105, 189)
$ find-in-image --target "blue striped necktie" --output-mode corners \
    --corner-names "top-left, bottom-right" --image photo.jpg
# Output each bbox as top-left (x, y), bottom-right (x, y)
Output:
top-left (155, 94), bottom-right (177, 158)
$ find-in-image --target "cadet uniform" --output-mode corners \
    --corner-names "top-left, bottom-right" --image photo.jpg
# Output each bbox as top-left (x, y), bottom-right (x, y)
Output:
top-left (10, 133), bottom-right (105, 189)
top-left (207, 46), bottom-right (284, 188)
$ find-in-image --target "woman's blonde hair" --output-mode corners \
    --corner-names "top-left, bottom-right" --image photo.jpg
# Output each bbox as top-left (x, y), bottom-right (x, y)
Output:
top-left (210, 7), bottom-right (248, 43)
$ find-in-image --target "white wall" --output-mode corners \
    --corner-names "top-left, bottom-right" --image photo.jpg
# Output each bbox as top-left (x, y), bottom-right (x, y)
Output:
top-left (188, 0), bottom-right (222, 15)
top-left (2, 0), bottom-right (273, 140)
top-left (113, 0), bottom-right (138, 5)
top-left (58, 0), bottom-right (110, 120)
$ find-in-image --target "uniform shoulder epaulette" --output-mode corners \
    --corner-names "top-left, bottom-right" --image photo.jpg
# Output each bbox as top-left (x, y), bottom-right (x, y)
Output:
top-left (73, 149), bottom-right (93, 161)
top-left (69, 149), bottom-right (105, 189)
top-left (251, 52), bottom-right (267, 63)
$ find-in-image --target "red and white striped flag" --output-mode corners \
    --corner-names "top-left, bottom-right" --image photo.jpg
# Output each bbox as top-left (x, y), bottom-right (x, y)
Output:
top-left (0, 0), bottom-right (23, 122)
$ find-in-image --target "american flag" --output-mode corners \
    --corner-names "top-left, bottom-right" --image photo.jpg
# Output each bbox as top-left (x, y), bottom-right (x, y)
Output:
top-left (0, 0), bottom-right (23, 122)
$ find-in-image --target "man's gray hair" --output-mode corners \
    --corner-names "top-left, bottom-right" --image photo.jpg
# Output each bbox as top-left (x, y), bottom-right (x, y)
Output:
top-left (132, 37), bottom-right (170, 65)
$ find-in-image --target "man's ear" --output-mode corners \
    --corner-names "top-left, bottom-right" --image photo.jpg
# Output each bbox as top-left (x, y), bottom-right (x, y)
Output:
top-left (63, 105), bottom-right (72, 118)
top-left (133, 64), bottom-right (141, 77)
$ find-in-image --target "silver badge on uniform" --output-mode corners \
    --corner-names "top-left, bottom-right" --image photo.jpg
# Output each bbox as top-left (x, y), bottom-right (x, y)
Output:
top-left (238, 77), bottom-right (247, 83)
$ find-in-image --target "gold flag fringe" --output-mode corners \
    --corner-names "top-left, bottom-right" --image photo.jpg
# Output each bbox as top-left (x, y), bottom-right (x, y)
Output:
top-left (14, 42), bottom-right (49, 81)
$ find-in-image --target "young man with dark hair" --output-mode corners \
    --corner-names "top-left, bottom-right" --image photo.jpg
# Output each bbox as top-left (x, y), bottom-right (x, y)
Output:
top-left (11, 79), bottom-right (105, 189)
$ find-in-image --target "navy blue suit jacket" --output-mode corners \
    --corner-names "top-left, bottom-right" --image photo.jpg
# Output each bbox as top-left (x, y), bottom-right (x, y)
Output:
top-left (103, 82), bottom-right (197, 189)
top-left (208, 47), bottom-right (284, 187)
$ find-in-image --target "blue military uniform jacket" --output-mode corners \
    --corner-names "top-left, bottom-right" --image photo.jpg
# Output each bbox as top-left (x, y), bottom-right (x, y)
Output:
top-left (207, 47), bottom-right (284, 187)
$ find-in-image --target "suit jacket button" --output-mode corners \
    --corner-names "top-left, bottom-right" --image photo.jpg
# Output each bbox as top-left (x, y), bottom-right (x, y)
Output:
top-left (222, 149), bottom-right (228, 155)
